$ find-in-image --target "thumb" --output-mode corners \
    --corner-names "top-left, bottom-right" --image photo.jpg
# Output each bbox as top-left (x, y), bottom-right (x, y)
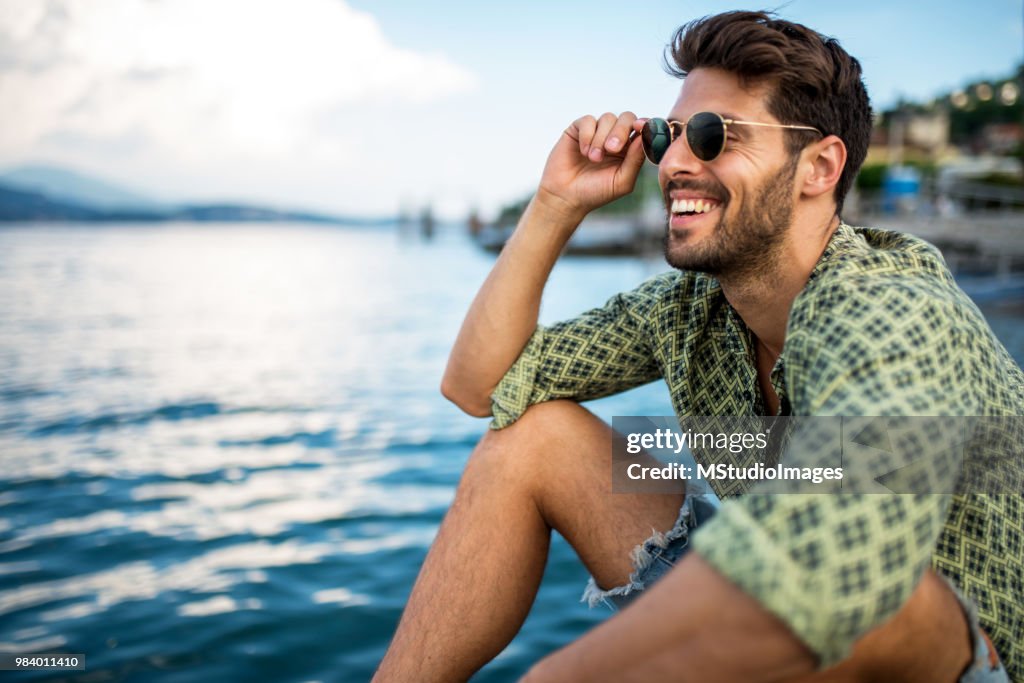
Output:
top-left (617, 134), bottom-right (647, 185)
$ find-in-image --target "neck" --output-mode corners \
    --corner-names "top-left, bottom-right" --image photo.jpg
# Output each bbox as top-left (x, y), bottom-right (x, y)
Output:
top-left (719, 214), bottom-right (839, 354)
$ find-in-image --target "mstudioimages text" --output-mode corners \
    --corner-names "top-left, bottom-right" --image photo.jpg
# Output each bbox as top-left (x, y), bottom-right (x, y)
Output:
top-left (626, 462), bottom-right (845, 484)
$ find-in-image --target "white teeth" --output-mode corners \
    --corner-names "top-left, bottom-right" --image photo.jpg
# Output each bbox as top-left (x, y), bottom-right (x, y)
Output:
top-left (671, 198), bottom-right (717, 214)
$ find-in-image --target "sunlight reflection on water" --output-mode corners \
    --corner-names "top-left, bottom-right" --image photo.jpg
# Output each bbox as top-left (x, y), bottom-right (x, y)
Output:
top-left (0, 223), bottom-right (1019, 681)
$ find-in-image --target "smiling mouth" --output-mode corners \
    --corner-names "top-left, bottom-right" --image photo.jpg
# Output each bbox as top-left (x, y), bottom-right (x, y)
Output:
top-left (670, 198), bottom-right (721, 217)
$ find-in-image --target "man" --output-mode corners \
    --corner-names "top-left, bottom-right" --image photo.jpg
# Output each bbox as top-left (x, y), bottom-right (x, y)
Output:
top-left (375, 11), bottom-right (1022, 683)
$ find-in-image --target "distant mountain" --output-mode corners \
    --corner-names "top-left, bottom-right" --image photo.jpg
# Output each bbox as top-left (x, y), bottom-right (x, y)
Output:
top-left (0, 183), bottom-right (105, 221)
top-left (0, 164), bottom-right (394, 225)
top-left (0, 164), bottom-right (167, 211)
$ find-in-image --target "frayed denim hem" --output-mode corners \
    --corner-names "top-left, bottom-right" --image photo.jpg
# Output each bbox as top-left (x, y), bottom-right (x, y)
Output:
top-left (937, 573), bottom-right (1010, 682)
top-left (580, 494), bottom-right (697, 610)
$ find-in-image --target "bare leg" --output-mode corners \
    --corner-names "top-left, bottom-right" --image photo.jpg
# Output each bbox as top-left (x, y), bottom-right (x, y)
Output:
top-left (372, 401), bottom-right (685, 682)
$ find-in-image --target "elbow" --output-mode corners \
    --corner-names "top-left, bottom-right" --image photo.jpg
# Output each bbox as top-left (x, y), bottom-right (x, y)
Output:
top-left (440, 375), bottom-right (493, 418)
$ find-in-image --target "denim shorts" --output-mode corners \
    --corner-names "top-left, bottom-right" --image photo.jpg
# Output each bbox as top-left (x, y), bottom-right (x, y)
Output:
top-left (581, 494), bottom-right (1009, 683)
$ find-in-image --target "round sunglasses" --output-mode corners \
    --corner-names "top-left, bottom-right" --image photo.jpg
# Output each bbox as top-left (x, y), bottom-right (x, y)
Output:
top-left (641, 112), bottom-right (822, 164)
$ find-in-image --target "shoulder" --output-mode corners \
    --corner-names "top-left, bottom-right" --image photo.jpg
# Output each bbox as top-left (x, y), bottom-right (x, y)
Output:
top-left (803, 224), bottom-right (955, 293)
top-left (789, 224), bottom-right (966, 341)
top-left (783, 225), bottom-right (1021, 413)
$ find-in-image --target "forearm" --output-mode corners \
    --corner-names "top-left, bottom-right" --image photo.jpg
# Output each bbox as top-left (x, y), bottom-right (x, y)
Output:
top-left (522, 553), bottom-right (815, 683)
top-left (523, 554), bottom-right (972, 683)
top-left (442, 111), bottom-right (645, 416)
top-left (441, 191), bottom-right (585, 416)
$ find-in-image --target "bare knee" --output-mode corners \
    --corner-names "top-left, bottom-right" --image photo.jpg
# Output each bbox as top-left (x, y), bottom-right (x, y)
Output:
top-left (465, 400), bottom-right (610, 489)
top-left (505, 399), bottom-right (599, 432)
top-left (522, 400), bottom-right (597, 425)
top-left (477, 400), bottom-right (604, 451)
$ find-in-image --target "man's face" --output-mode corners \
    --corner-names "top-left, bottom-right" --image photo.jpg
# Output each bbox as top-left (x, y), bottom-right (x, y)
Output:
top-left (659, 68), bottom-right (801, 279)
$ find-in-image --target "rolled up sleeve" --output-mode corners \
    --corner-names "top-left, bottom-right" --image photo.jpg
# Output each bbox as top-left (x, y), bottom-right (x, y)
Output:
top-left (490, 325), bottom-right (548, 430)
top-left (488, 274), bottom-right (677, 430)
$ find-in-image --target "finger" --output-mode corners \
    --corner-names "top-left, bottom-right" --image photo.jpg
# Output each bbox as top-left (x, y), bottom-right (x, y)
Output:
top-left (603, 111), bottom-right (637, 155)
top-left (568, 115), bottom-right (597, 158)
top-left (620, 132), bottom-right (647, 178)
top-left (632, 118), bottom-right (649, 134)
top-left (588, 112), bottom-right (619, 162)
top-left (611, 135), bottom-right (647, 194)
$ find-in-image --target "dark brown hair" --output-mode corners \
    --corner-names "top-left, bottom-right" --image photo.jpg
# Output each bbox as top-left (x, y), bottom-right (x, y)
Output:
top-left (665, 11), bottom-right (872, 215)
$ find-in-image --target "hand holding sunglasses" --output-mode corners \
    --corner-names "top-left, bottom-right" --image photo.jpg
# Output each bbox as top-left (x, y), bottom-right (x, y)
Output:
top-left (641, 112), bottom-right (822, 164)
top-left (535, 111), bottom-right (651, 220)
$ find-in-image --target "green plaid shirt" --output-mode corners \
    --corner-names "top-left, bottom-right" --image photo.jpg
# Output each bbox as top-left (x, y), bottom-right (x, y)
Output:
top-left (490, 223), bottom-right (1024, 677)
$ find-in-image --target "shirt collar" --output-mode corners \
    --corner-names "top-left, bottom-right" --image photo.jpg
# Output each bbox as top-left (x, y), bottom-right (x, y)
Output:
top-left (806, 221), bottom-right (857, 286)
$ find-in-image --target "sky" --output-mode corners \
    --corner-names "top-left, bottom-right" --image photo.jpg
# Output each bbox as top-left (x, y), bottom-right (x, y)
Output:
top-left (0, 0), bottom-right (1021, 220)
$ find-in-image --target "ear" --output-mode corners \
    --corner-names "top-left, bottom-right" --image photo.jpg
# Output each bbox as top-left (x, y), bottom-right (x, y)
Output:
top-left (799, 134), bottom-right (846, 200)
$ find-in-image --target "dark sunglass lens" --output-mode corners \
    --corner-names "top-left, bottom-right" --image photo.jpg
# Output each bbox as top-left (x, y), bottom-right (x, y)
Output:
top-left (642, 118), bottom-right (672, 164)
top-left (687, 112), bottom-right (725, 161)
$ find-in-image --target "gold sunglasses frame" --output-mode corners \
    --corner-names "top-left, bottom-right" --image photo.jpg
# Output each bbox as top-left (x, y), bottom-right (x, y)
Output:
top-left (650, 112), bottom-right (823, 163)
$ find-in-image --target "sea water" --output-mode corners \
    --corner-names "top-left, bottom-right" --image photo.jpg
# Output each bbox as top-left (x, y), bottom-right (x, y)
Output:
top-left (0, 223), bottom-right (1020, 682)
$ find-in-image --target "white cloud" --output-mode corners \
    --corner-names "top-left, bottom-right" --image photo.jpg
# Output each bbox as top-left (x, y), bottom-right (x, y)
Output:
top-left (0, 0), bottom-right (476, 166)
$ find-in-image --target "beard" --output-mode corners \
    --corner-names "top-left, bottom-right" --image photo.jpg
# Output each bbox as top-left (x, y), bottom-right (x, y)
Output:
top-left (663, 156), bottom-right (799, 280)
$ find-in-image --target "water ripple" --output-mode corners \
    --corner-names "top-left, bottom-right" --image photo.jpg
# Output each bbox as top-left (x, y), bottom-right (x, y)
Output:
top-left (0, 539), bottom-right (337, 617)
top-left (0, 225), bottom-right (1017, 681)
top-left (28, 400), bottom-right (223, 437)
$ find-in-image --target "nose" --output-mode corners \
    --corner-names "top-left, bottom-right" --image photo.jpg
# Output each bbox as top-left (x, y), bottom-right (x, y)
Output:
top-left (659, 127), bottom-right (703, 187)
